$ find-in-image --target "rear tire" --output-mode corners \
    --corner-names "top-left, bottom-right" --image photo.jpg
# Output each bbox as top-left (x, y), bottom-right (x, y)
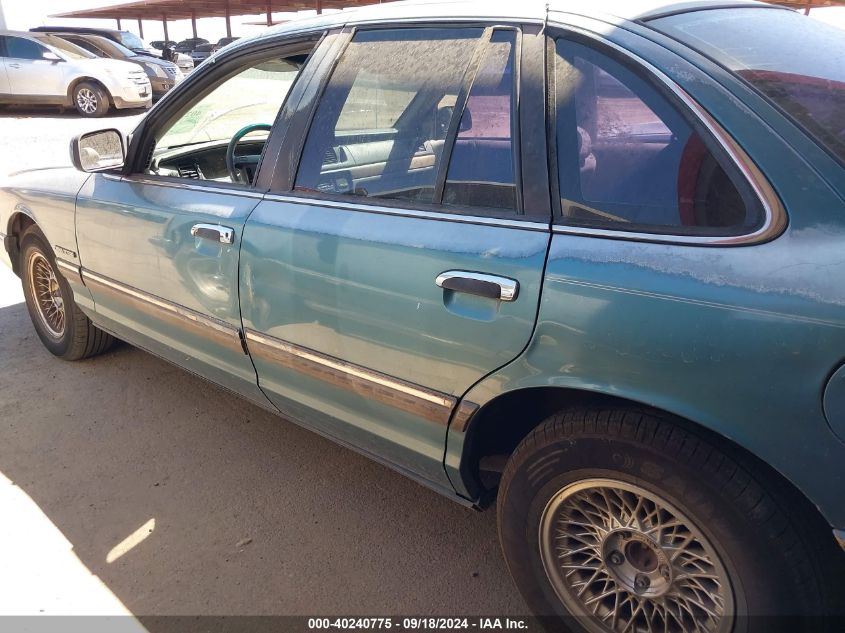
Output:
top-left (20, 226), bottom-right (114, 360)
top-left (73, 81), bottom-right (110, 117)
top-left (497, 407), bottom-right (842, 632)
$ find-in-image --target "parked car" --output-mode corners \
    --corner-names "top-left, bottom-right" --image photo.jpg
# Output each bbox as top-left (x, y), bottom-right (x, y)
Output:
top-left (31, 26), bottom-right (194, 75)
top-left (189, 42), bottom-right (214, 65)
top-left (173, 37), bottom-right (209, 54)
top-left (55, 33), bottom-right (183, 99)
top-left (0, 31), bottom-right (151, 116)
top-left (213, 36), bottom-right (239, 52)
top-left (149, 40), bottom-right (176, 51)
top-left (4, 1), bottom-right (845, 629)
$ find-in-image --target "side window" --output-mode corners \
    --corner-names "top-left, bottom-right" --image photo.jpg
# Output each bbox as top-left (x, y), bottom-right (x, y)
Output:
top-left (295, 28), bottom-right (483, 204)
top-left (6, 37), bottom-right (48, 61)
top-left (146, 52), bottom-right (309, 184)
top-left (554, 39), bottom-right (763, 234)
top-left (443, 30), bottom-right (518, 211)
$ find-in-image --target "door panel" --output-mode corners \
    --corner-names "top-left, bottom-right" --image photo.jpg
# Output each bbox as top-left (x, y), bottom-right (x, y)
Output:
top-left (75, 175), bottom-right (267, 404)
top-left (240, 200), bottom-right (549, 485)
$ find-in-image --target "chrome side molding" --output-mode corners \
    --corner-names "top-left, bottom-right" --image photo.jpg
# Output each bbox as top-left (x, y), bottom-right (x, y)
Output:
top-left (82, 269), bottom-right (245, 355)
top-left (244, 329), bottom-right (458, 425)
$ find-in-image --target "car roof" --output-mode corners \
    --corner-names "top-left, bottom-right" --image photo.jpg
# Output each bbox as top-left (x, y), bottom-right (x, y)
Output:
top-left (228, 0), bottom-right (776, 51)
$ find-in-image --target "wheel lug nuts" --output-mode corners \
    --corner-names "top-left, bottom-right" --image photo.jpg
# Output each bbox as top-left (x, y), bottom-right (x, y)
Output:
top-left (607, 550), bottom-right (624, 566)
top-left (634, 574), bottom-right (650, 593)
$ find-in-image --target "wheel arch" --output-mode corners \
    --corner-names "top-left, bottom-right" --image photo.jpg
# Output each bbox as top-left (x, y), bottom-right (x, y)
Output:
top-left (457, 384), bottom-right (832, 531)
top-left (67, 77), bottom-right (113, 107)
top-left (5, 210), bottom-right (37, 277)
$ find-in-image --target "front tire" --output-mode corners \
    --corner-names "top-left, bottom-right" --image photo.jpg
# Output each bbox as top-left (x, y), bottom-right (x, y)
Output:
top-left (20, 226), bottom-right (114, 360)
top-left (73, 81), bottom-right (110, 117)
top-left (497, 407), bottom-right (839, 633)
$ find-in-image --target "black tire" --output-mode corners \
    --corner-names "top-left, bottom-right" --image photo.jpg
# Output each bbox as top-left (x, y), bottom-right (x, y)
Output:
top-left (497, 407), bottom-right (843, 633)
top-left (73, 81), bottom-right (110, 117)
top-left (20, 226), bottom-right (114, 360)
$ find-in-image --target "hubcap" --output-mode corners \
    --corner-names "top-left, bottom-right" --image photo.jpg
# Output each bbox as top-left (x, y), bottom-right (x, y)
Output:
top-left (539, 479), bottom-right (733, 633)
top-left (76, 88), bottom-right (98, 114)
top-left (28, 252), bottom-right (65, 338)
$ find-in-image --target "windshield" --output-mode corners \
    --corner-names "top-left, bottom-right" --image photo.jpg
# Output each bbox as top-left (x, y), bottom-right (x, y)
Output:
top-left (118, 30), bottom-right (147, 50)
top-left (90, 35), bottom-right (137, 58)
top-left (650, 7), bottom-right (845, 165)
top-left (33, 34), bottom-right (96, 60)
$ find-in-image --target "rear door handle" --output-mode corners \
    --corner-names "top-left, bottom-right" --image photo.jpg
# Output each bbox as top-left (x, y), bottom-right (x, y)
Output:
top-left (435, 270), bottom-right (519, 302)
top-left (191, 223), bottom-right (234, 244)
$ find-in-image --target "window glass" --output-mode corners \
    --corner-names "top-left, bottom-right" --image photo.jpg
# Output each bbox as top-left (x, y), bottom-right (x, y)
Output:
top-left (5, 37), bottom-right (48, 60)
top-left (443, 30), bottom-right (517, 211)
top-left (650, 8), bottom-right (845, 166)
top-left (295, 28), bottom-right (482, 203)
top-left (147, 54), bottom-right (307, 184)
top-left (32, 35), bottom-right (95, 60)
top-left (554, 39), bottom-right (761, 234)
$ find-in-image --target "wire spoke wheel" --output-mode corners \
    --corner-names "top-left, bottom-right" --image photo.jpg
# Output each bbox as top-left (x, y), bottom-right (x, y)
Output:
top-left (76, 88), bottom-right (98, 114)
top-left (539, 479), bottom-right (734, 633)
top-left (28, 252), bottom-right (65, 339)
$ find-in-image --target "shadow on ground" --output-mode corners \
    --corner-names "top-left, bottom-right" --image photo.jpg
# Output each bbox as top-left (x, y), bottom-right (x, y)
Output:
top-left (0, 301), bottom-right (526, 619)
top-left (0, 105), bottom-right (145, 119)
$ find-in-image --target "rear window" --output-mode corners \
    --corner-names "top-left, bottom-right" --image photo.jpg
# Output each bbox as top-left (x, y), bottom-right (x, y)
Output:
top-left (650, 7), bottom-right (845, 165)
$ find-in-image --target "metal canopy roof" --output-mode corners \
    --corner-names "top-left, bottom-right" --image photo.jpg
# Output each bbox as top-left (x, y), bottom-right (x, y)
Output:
top-left (51, 0), bottom-right (376, 21)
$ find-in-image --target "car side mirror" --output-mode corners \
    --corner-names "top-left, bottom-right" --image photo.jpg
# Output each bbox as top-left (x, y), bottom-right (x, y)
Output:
top-left (42, 51), bottom-right (63, 63)
top-left (71, 129), bottom-right (126, 173)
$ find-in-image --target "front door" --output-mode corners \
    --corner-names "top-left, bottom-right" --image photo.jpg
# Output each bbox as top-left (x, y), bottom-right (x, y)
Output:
top-left (241, 26), bottom-right (551, 489)
top-left (75, 43), bottom-right (313, 404)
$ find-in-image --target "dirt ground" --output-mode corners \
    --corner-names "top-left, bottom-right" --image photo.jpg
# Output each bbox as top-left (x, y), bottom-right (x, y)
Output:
top-left (0, 108), bottom-right (527, 621)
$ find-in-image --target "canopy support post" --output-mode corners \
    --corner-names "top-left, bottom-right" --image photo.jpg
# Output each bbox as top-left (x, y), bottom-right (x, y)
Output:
top-left (162, 14), bottom-right (169, 42)
top-left (138, 19), bottom-right (144, 39)
top-left (191, 9), bottom-right (197, 38)
top-left (225, 0), bottom-right (232, 37)
top-left (267, 0), bottom-right (272, 26)
top-left (316, 0), bottom-right (322, 15)
top-left (805, 0), bottom-right (811, 14)
top-left (116, 18), bottom-right (122, 29)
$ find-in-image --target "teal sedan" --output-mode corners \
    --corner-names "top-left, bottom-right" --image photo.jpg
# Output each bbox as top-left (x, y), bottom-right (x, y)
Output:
top-left (2, 1), bottom-right (844, 630)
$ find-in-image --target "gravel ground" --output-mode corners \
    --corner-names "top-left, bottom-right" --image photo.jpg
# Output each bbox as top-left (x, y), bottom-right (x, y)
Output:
top-left (0, 108), bottom-right (527, 622)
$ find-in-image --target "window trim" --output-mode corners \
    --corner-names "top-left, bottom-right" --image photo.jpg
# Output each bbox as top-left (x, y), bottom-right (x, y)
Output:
top-left (280, 22), bottom-right (536, 221)
top-left (547, 26), bottom-right (786, 247)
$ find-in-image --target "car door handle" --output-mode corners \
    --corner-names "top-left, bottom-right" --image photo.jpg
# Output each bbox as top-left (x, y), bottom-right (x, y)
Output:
top-left (191, 223), bottom-right (234, 244)
top-left (8, 63), bottom-right (20, 69)
top-left (435, 270), bottom-right (519, 302)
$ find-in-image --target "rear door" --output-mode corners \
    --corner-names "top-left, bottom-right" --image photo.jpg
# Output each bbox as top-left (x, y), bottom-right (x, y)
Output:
top-left (241, 25), bottom-right (551, 489)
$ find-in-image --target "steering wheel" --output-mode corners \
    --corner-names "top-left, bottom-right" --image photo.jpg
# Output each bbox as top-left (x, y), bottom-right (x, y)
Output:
top-left (226, 123), bottom-right (273, 184)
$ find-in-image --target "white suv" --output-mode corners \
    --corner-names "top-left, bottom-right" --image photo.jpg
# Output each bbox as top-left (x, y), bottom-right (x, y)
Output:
top-left (0, 32), bottom-right (151, 117)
